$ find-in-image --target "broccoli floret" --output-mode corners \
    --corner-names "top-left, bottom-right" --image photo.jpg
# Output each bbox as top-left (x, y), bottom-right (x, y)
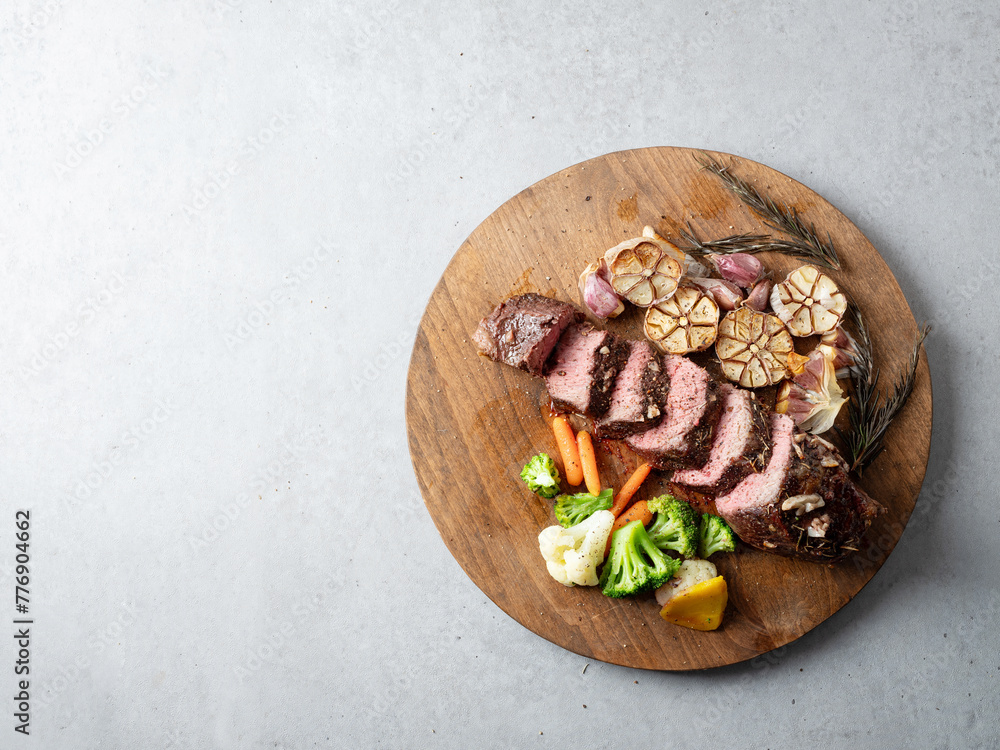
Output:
top-left (554, 488), bottom-right (613, 528)
top-left (520, 453), bottom-right (561, 498)
top-left (599, 520), bottom-right (682, 598)
top-left (698, 514), bottom-right (736, 558)
top-left (646, 494), bottom-right (699, 559)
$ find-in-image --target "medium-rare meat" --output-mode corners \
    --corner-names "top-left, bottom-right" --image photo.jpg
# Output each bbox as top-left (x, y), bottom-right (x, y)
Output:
top-left (625, 355), bottom-right (722, 470)
top-left (545, 324), bottom-right (630, 418)
top-left (594, 340), bottom-right (671, 439)
top-left (472, 293), bottom-right (582, 376)
top-left (672, 384), bottom-right (771, 495)
top-left (715, 413), bottom-right (883, 563)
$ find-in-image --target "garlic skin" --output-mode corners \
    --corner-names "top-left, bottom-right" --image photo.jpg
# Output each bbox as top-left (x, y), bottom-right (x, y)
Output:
top-left (641, 225), bottom-right (710, 279)
top-left (775, 348), bottom-right (847, 434)
top-left (687, 276), bottom-right (744, 311)
top-left (578, 259), bottom-right (625, 319)
top-left (744, 279), bottom-right (772, 312)
top-left (819, 327), bottom-right (859, 377)
top-left (709, 253), bottom-right (764, 289)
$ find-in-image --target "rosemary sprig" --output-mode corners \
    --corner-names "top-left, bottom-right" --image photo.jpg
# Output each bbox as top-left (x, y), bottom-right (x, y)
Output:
top-left (695, 153), bottom-right (841, 270)
top-left (677, 225), bottom-right (836, 262)
top-left (841, 306), bottom-right (929, 476)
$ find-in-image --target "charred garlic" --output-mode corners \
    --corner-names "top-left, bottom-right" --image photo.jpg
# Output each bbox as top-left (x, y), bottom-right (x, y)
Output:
top-left (644, 284), bottom-right (720, 355)
top-left (604, 236), bottom-right (684, 307)
top-left (715, 307), bottom-right (794, 388)
top-left (770, 265), bottom-right (847, 337)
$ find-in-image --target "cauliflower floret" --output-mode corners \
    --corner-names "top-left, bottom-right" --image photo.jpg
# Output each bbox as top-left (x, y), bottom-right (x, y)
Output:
top-left (538, 510), bottom-right (615, 587)
top-left (655, 559), bottom-right (718, 607)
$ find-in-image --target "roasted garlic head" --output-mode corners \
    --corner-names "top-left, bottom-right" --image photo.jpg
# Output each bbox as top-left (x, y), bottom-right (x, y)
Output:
top-left (715, 307), bottom-right (794, 388)
top-left (604, 237), bottom-right (684, 308)
top-left (644, 284), bottom-right (720, 354)
top-left (770, 265), bottom-right (847, 337)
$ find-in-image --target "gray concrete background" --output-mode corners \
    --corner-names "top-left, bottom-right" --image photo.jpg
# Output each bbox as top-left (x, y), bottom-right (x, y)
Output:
top-left (1, 1), bottom-right (997, 748)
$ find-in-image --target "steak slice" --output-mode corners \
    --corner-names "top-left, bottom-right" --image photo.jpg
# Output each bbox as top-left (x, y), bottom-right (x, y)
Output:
top-left (545, 324), bottom-right (630, 418)
top-left (594, 341), bottom-right (671, 439)
top-left (672, 384), bottom-right (772, 495)
top-left (715, 413), bottom-right (884, 563)
top-left (624, 355), bottom-right (722, 471)
top-left (472, 293), bottom-right (582, 376)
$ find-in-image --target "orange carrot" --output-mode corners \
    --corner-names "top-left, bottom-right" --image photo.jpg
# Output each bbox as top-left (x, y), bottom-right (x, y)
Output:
top-left (577, 430), bottom-right (601, 496)
top-left (605, 499), bottom-right (654, 556)
top-left (610, 463), bottom-right (651, 517)
top-left (552, 416), bottom-right (583, 486)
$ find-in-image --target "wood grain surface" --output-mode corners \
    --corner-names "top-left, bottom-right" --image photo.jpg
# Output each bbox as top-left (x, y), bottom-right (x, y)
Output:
top-left (405, 147), bottom-right (932, 671)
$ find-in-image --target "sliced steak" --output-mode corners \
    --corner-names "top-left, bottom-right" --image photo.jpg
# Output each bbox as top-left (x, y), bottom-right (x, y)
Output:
top-left (545, 324), bottom-right (630, 418)
top-left (672, 384), bottom-right (772, 495)
top-left (624, 355), bottom-right (722, 470)
top-left (594, 341), bottom-right (671, 439)
top-left (472, 293), bottom-right (582, 376)
top-left (715, 413), bottom-right (883, 563)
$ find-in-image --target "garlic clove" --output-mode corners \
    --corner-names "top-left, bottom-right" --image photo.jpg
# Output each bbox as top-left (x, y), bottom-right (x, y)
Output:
top-left (579, 260), bottom-right (625, 319)
top-left (775, 348), bottom-right (847, 434)
top-left (686, 276), bottom-right (744, 311)
top-left (744, 279), bottom-right (772, 312)
top-left (709, 253), bottom-right (764, 289)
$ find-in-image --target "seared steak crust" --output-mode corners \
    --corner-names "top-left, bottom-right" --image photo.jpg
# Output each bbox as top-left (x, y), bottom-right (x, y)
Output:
top-left (545, 325), bottom-right (630, 418)
top-left (472, 293), bottom-right (582, 376)
top-left (672, 384), bottom-right (772, 495)
top-left (718, 428), bottom-right (883, 563)
top-left (595, 341), bottom-right (671, 439)
top-left (625, 356), bottom-right (723, 471)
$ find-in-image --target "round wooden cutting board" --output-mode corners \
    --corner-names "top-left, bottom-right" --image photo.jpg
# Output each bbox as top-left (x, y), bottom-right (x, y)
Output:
top-left (405, 147), bottom-right (932, 671)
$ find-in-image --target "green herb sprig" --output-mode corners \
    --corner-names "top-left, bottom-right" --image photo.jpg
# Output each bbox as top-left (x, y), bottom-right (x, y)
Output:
top-left (841, 306), bottom-right (929, 475)
top-left (695, 153), bottom-right (841, 270)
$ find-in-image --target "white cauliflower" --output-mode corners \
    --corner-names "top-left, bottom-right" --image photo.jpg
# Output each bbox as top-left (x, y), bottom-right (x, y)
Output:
top-left (537, 510), bottom-right (615, 587)
top-left (655, 559), bottom-right (718, 607)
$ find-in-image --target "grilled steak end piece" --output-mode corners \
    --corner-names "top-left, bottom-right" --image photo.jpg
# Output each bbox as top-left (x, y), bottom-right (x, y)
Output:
top-left (545, 324), bottom-right (630, 418)
top-left (472, 293), bottom-right (583, 376)
top-left (716, 414), bottom-right (884, 563)
top-left (595, 340), bottom-right (671, 439)
top-left (672, 384), bottom-right (772, 495)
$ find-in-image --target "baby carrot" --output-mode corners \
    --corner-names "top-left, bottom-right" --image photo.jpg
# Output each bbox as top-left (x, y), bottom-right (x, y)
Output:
top-left (577, 430), bottom-right (601, 496)
top-left (610, 463), bottom-right (651, 517)
top-left (605, 499), bottom-right (653, 557)
top-left (552, 416), bottom-right (584, 486)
